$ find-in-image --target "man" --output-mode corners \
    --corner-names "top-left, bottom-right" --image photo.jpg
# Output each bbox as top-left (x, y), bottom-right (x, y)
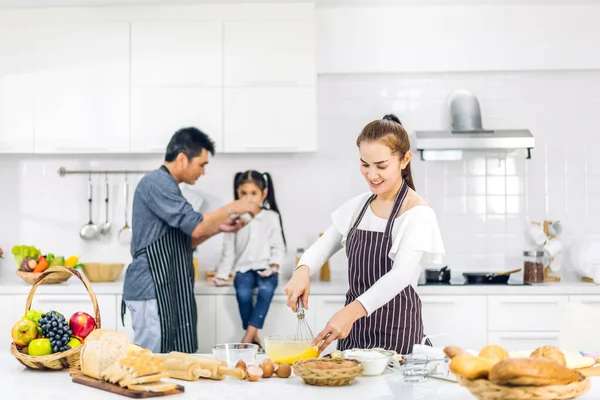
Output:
top-left (122, 127), bottom-right (258, 353)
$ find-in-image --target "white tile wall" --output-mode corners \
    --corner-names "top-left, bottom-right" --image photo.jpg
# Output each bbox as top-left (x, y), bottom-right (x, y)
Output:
top-left (1, 71), bottom-right (600, 280)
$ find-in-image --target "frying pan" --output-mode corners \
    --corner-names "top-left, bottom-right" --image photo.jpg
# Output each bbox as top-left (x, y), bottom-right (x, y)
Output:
top-left (462, 269), bottom-right (522, 284)
top-left (425, 266), bottom-right (451, 283)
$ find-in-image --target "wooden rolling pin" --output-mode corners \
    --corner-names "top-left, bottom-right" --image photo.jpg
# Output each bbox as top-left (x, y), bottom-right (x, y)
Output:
top-left (153, 357), bottom-right (212, 381)
top-left (153, 352), bottom-right (246, 381)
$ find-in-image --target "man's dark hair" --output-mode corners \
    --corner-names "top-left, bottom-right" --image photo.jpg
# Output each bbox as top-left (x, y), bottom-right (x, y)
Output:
top-left (165, 127), bottom-right (216, 162)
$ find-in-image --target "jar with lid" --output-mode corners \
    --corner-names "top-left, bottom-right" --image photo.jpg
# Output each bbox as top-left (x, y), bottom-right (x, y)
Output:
top-left (523, 250), bottom-right (545, 283)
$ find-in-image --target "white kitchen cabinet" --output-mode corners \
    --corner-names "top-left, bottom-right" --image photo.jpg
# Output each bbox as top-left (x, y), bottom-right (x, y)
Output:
top-left (224, 19), bottom-right (315, 87)
top-left (215, 295), bottom-right (246, 345)
top-left (30, 294), bottom-right (117, 331)
top-left (223, 87), bottom-right (317, 153)
top-left (312, 295), bottom-right (346, 354)
top-left (1, 295), bottom-right (27, 345)
top-left (0, 24), bottom-right (34, 153)
top-left (421, 295), bottom-right (487, 351)
top-left (196, 295), bottom-right (217, 353)
top-left (131, 22), bottom-right (222, 87)
top-left (488, 296), bottom-right (567, 332)
top-left (33, 22), bottom-right (130, 153)
top-left (130, 87), bottom-right (223, 153)
top-left (487, 331), bottom-right (560, 352)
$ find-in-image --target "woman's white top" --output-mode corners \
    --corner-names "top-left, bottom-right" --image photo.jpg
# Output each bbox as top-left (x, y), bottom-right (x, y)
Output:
top-left (298, 192), bottom-right (445, 316)
top-left (216, 209), bottom-right (286, 279)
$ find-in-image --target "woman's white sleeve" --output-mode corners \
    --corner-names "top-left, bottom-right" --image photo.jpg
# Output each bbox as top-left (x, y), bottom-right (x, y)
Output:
top-left (215, 233), bottom-right (236, 280)
top-left (297, 225), bottom-right (343, 276)
top-left (356, 249), bottom-right (424, 316)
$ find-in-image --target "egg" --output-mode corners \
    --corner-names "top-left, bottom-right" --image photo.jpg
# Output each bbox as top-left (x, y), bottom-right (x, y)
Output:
top-left (260, 359), bottom-right (274, 378)
top-left (276, 363), bottom-right (291, 378)
top-left (246, 365), bottom-right (263, 382)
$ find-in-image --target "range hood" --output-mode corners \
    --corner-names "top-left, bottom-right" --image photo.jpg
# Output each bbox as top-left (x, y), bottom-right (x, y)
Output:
top-left (414, 90), bottom-right (534, 161)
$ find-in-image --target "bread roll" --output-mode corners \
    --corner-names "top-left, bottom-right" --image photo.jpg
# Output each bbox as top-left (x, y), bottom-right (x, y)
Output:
top-left (479, 344), bottom-right (510, 364)
top-left (444, 346), bottom-right (468, 359)
top-left (449, 354), bottom-right (495, 380)
top-left (489, 358), bottom-right (582, 386)
top-left (530, 346), bottom-right (567, 367)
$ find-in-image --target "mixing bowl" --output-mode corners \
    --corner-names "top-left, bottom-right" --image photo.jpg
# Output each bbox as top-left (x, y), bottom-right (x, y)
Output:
top-left (212, 343), bottom-right (258, 367)
top-left (264, 334), bottom-right (319, 364)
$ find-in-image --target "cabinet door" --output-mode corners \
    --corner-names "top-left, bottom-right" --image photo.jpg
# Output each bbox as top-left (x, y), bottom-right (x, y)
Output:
top-left (487, 331), bottom-right (560, 352)
top-left (312, 296), bottom-right (346, 355)
top-left (223, 87), bottom-right (316, 153)
top-left (1, 295), bottom-right (27, 345)
top-left (224, 19), bottom-right (315, 86)
top-left (196, 295), bottom-right (217, 353)
top-left (131, 22), bottom-right (222, 87)
top-left (215, 295), bottom-right (245, 344)
top-left (30, 294), bottom-right (117, 331)
top-left (0, 24), bottom-right (34, 153)
top-left (488, 296), bottom-right (567, 332)
top-left (130, 87), bottom-right (223, 153)
top-left (33, 22), bottom-right (129, 153)
top-left (421, 295), bottom-right (487, 351)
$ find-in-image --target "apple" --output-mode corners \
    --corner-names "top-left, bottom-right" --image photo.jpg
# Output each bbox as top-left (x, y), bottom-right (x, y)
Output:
top-left (28, 338), bottom-right (52, 356)
top-left (69, 312), bottom-right (96, 340)
top-left (11, 319), bottom-right (38, 347)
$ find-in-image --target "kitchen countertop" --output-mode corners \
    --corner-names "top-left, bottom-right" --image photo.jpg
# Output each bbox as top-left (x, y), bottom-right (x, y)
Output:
top-left (4, 353), bottom-right (598, 400)
top-left (1, 271), bottom-right (599, 296)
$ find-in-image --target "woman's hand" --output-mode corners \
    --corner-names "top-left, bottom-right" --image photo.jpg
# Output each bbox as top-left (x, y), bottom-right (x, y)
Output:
top-left (312, 301), bottom-right (367, 353)
top-left (284, 265), bottom-right (311, 312)
top-left (257, 266), bottom-right (278, 278)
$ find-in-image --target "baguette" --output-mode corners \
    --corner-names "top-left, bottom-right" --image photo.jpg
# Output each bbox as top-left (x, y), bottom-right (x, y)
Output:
top-left (444, 346), bottom-right (469, 359)
top-left (489, 358), bottom-right (582, 386)
top-left (449, 354), bottom-right (495, 380)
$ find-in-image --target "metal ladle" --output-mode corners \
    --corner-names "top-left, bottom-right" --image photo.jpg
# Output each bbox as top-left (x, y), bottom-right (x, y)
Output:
top-left (80, 174), bottom-right (99, 240)
top-left (100, 174), bottom-right (111, 235)
top-left (118, 173), bottom-right (133, 245)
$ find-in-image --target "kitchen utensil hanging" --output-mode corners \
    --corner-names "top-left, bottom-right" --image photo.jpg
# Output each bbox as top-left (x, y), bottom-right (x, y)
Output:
top-left (118, 174), bottom-right (133, 245)
top-left (100, 174), bottom-right (111, 235)
top-left (80, 174), bottom-right (99, 240)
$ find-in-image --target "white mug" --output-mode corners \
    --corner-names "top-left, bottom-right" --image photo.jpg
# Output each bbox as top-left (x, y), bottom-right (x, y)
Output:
top-left (545, 238), bottom-right (563, 259)
top-left (527, 224), bottom-right (547, 246)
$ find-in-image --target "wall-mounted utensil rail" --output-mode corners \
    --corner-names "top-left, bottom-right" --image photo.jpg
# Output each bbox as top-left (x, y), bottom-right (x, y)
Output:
top-left (57, 167), bottom-right (151, 177)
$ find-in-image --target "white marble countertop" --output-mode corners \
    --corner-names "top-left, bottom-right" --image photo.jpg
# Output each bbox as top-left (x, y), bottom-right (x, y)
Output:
top-left (4, 353), bottom-right (598, 400)
top-left (1, 270), bottom-right (600, 296)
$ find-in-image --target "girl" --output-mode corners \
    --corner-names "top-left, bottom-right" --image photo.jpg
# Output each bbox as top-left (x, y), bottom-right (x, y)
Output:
top-left (213, 170), bottom-right (286, 348)
top-left (285, 114), bottom-right (445, 355)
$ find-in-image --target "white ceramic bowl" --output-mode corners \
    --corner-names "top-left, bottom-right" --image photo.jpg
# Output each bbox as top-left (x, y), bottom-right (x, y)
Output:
top-left (342, 348), bottom-right (396, 376)
top-left (212, 343), bottom-right (258, 367)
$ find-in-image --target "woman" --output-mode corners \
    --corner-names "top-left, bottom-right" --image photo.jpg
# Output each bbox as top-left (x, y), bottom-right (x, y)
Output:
top-left (285, 114), bottom-right (445, 355)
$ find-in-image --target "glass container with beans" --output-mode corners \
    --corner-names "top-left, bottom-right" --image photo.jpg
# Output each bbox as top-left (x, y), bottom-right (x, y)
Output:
top-left (523, 250), bottom-right (545, 283)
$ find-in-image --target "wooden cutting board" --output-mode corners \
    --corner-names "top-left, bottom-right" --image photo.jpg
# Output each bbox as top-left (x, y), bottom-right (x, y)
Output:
top-left (70, 370), bottom-right (185, 398)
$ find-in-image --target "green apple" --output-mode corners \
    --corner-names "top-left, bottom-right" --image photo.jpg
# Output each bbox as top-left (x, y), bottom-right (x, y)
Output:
top-left (66, 337), bottom-right (81, 349)
top-left (28, 338), bottom-right (52, 356)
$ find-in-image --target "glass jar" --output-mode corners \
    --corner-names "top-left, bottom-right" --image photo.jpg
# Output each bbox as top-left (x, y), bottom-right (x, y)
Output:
top-left (523, 250), bottom-right (545, 283)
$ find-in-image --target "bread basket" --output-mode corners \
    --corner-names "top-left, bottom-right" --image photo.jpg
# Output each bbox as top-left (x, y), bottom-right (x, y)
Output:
top-left (457, 374), bottom-right (591, 400)
top-left (10, 266), bottom-right (101, 370)
top-left (293, 358), bottom-right (364, 386)
top-left (16, 269), bottom-right (72, 284)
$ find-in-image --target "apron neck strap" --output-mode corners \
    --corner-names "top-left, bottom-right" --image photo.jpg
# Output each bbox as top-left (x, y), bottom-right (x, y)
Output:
top-left (383, 180), bottom-right (408, 239)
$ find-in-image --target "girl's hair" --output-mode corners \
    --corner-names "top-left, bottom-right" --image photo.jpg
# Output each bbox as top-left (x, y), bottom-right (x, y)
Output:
top-left (356, 113), bottom-right (415, 191)
top-left (234, 170), bottom-right (286, 247)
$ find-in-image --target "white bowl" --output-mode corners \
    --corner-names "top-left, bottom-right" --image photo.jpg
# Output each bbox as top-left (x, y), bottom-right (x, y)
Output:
top-left (212, 343), bottom-right (258, 367)
top-left (342, 348), bottom-right (396, 376)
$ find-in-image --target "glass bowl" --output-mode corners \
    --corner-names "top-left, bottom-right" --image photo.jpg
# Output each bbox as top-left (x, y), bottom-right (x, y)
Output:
top-left (212, 343), bottom-right (258, 367)
top-left (264, 334), bottom-right (319, 364)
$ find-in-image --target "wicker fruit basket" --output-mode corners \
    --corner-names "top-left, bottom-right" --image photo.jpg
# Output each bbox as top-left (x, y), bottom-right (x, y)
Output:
top-left (293, 358), bottom-right (364, 386)
top-left (457, 373), bottom-right (591, 400)
top-left (10, 266), bottom-right (101, 370)
top-left (16, 269), bottom-right (72, 284)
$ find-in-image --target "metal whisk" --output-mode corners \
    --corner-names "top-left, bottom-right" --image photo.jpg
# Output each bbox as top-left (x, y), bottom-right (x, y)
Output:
top-left (294, 298), bottom-right (315, 343)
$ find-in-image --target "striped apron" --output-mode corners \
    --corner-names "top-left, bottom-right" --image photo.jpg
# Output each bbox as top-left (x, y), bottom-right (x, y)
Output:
top-left (337, 181), bottom-right (425, 355)
top-left (132, 227), bottom-right (198, 353)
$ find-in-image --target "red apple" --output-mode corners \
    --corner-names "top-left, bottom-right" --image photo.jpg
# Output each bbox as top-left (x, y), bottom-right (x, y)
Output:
top-left (69, 312), bottom-right (96, 340)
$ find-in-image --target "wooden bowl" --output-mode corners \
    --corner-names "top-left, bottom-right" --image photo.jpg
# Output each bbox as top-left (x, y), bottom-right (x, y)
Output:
top-left (16, 269), bottom-right (71, 284)
top-left (81, 263), bottom-right (124, 282)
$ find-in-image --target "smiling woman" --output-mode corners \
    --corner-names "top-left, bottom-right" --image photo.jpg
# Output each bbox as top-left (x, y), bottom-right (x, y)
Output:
top-left (285, 114), bottom-right (446, 355)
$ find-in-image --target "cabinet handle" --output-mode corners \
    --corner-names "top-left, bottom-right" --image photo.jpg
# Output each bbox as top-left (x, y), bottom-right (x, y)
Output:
top-left (422, 300), bottom-right (457, 305)
top-left (53, 147), bottom-right (110, 152)
top-left (244, 145), bottom-right (298, 152)
top-left (0, 144), bottom-right (14, 151)
top-left (34, 297), bottom-right (88, 303)
top-left (245, 80), bottom-right (298, 86)
top-left (496, 333), bottom-right (559, 340)
top-left (322, 298), bottom-right (347, 304)
top-left (497, 299), bottom-right (560, 305)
